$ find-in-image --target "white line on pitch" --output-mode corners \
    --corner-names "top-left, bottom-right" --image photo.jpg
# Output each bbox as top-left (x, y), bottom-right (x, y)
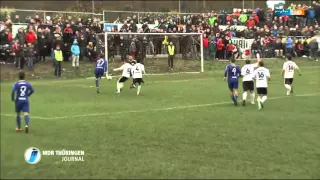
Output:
top-left (1, 93), bottom-right (320, 120)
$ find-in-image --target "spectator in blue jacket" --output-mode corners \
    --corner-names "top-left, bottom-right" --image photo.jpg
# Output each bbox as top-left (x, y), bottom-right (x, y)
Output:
top-left (307, 7), bottom-right (315, 25)
top-left (71, 39), bottom-right (80, 70)
top-left (285, 37), bottom-right (294, 56)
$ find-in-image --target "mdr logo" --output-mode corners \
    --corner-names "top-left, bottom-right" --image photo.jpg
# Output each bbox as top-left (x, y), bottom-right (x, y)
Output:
top-left (24, 147), bottom-right (85, 164)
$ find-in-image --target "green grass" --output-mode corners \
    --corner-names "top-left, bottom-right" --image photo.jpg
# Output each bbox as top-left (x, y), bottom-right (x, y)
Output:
top-left (1, 59), bottom-right (320, 179)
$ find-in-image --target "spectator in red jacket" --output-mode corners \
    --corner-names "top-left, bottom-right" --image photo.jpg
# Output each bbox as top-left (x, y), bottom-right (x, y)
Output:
top-left (282, 15), bottom-right (289, 26)
top-left (25, 29), bottom-right (37, 44)
top-left (3, 28), bottom-right (13, 43)
top-left (12, 40), bottom-right (19, 67)
top-left (253, 12), bottom-right (260, 23)
top-left (216, 38), bottom-right (224, 59)
top-left (263, 36), bottom-right (270, 47)
top-left (203, 34), bottom-right (209, 60)
top-left (226, 43), bottom-right (236, 59)
top-left (63, 23), bottom-right (73, 33)
top-left (226, 15), bottom-right (232, 23)
top-left (246, 17), bottom-right (256, 28)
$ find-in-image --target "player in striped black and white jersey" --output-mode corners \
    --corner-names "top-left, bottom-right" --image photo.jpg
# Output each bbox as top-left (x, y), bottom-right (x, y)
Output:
top-left (253, 61), bottom-right (271, 110)
top-left (281, 54), bottom-right (302, 96)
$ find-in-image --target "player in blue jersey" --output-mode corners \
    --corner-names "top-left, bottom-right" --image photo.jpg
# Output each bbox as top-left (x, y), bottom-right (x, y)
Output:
top-left (224, 57), bottom-right (241, 106)
top-left (94, 54), bottom-right (108, 93)
top-left (11, 71), bottom-right (34, 133)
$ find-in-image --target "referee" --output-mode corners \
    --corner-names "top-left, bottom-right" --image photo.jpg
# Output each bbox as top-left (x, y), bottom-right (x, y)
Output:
top-left (167, 41), bottom-right (175, 71)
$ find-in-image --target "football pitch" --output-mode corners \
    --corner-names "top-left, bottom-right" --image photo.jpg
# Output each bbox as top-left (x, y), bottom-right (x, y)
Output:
top-left (1, 59), bottom-right (320, 179)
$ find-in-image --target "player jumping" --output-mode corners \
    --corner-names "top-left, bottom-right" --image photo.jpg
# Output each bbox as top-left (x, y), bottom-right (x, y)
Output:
top-left (131, 60), bottom-right (147, 95)
top-left (11, 71), bottom-right (34, 133)
top-left (281, 54), bottom-right (302, 96)
top-left (113, 60), bottom-right (133, 94)
top-left (253, 61), bottom-right (271, 110)
top-left (94, 54), bottom-right (108, 93)
top-left (224, 57), bottom-right (241, 106)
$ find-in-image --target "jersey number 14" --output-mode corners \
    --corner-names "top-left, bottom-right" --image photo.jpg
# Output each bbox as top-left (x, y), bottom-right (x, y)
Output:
top-left (288, 65), bottom-right (294, 71)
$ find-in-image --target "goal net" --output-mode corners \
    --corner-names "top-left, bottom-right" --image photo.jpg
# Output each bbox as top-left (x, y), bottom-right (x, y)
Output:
top-left (95, 32), bottom-right (204, 75)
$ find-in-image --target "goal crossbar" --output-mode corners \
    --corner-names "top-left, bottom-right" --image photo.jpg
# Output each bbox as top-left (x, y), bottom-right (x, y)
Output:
top-left (101, 32), bottom-right (204, 74)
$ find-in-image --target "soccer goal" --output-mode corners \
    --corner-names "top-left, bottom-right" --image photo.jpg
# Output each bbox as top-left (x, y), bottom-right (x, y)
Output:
top-left (95, 32), bottom-right (204, 75)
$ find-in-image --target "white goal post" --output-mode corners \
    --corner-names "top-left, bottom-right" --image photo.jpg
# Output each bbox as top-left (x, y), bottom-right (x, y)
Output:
top-left (101, 32), bottom-right (204, 74)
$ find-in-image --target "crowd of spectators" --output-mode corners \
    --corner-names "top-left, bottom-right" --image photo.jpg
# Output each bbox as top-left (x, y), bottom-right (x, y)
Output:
top-left (0, 1), bottom-right (320, 70)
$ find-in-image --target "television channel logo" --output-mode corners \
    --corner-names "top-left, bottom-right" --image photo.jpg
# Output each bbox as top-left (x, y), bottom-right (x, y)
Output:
top-left (24, 147), bottom-right (41, 164)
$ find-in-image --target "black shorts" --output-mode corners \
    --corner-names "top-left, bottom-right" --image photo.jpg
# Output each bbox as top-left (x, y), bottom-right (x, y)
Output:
top-left (243, 81), bottom-right (254, 91)
top-left (133, 78), bottom-right (143, 85)
top-left (118, 76), bottom-right (129, 83)
top-left (284, 78), bottom-right (293, 85)
top-left (257, 88), bottom-right (268, 95)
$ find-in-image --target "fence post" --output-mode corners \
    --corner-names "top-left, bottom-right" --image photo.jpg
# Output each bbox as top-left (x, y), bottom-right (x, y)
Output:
top-left (137, 12), bottom-right (140, 24)
top-left (103, 10), bottom-right (105, 23)
top-left (43, 12), bottom-right (46, 23)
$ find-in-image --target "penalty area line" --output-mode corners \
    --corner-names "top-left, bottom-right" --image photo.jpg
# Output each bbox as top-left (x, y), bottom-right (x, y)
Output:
top-left (1, 93), bottom-right (320, 120)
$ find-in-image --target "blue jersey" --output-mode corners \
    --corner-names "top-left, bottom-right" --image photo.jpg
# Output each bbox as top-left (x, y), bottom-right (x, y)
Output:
top-left (11, 80), bottom-right (34, 113)
top-left (224, 64), bottom-right (241, 90)
top-left (224, 64), bottom-right (241, 81)
top-left (95, 58), bottom-right (108, 78)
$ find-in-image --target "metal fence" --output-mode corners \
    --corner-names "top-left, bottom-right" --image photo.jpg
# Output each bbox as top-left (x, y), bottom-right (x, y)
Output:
top-left (103, 10), bottom-right (200, 24)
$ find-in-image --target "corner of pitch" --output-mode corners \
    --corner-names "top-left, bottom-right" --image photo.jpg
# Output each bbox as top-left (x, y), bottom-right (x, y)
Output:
top-left (55, 150), bottom-right (85, 162)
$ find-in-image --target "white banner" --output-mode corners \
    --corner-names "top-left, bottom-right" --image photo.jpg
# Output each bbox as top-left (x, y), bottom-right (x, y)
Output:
top-left (220, 25), bottom-right (246, 31)
top-left (230, 38), bottom-right (254, 52)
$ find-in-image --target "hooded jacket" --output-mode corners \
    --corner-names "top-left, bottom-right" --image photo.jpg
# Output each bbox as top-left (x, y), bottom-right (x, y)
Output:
top-left (71, 40), bottom-right (80, 56)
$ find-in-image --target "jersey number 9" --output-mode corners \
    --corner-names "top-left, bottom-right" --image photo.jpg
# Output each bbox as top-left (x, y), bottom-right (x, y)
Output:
top-left (232, 68), bottom-right (237, 75)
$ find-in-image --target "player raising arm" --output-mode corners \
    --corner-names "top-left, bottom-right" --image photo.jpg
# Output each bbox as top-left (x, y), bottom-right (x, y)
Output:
top-left (241, 60), bottom-right (258, 106)
top-left (131, 61), bottom-right (147, 95)
top-left (240, 54), bottom-right (260, 106)
top-left (11, 71), bottom-right (34, 133)
top-left (113, 60), bottom-right (133, 94)
top-left (94, 54), bottom-right (108, 93)
top-left (224, 57), bottom-right (241, 106)
top-left (253, 61), bottom-right (271, 110)
top-left (281, 54), bottom-right (302, 96)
